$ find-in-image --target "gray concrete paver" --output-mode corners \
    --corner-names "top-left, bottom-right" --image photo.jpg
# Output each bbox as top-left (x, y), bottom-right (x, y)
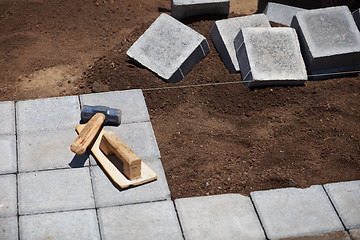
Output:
top-left (90, 158), bottom-right (170, 208)
top-left (0, 174), bottom-right (17, 218)
top-left (0, 101), bottom-right (15, 135)
top-left (18, 168), bottom-right (94, 215)
top-left (250, 185), bottom-right (344, 239)
top-left (80, 89), bottom-right (150, 124)
top-left (210, 14), bottom-right (270, 73)
top-left (234, 27), bottom-right (307, 87)
top-left (0, 216), bottom-right (18, 240)
top-left (263, 2), bottom-right (305, 26)
top-left (19, 209), bottom-right (100, 240)
top-left (16, 96), bottom-right (80, 134)
top-left (18, 128), bottom-right (89, 172)
top-left (98, 200), bottom-right (183, 240)
top-left (0, 135), bottom-right (17, 174)
top-left (274, 230), bottom-right (351, 240)
top-left (127, 13), bottom-right (209, 83)
top-left (324, 180), bottom-right (360, 229)
top-left (175, 194), bottom-right (266, 240)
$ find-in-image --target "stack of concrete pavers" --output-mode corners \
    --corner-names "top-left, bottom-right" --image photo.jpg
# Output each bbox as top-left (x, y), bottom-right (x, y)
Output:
top-left (171, 0), bottom-right (229, 20)
top-left (234, 27), bottom-right (307, 88)
top-left (353, 8), bottom-right (360, 31)
top-left (210, 14), bottom-right (271, 74)
top-left (263, 2), bottom-right (306, 26)
top-left (127, 13), bottom-right (209, 83)
top-left (291, 6), bottom-right (360, 80)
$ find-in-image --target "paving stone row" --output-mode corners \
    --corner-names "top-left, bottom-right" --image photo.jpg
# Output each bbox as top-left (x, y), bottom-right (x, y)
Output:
top-left (263, 2), bottom-right (305, 27)
top-left (1, 90), bottom-right (360, 239)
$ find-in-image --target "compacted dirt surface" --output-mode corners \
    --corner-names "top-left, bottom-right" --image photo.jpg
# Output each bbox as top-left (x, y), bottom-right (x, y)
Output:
top-left (1, 0), bottom-right (359, 199)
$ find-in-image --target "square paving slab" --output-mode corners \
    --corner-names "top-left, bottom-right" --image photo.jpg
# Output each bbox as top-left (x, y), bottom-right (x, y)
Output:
top-left (16, 96), bottom-right (80, 134)
top-left (18, 128), bottom-right (89, 172)
top-left (0, 135), bottom-right (17, 174)
top-left (19, 209), bottom-right (100, 240)
top-left (175, 194), bottom-right (266, 240)
top-left (0, 216), bottom-right (18, 240)
top-left (210, 14), bottom-right (270, 73)
top-left (171, 0), bottom-right (229, 20)
top-left (234, 27), bottom-right (307, 87)
top-left (324, 180), bottom-right (360, 229)
top-left (0, 174), bottom-right (17, 218)
top-left (291, 6), bottom-right (360, 79)
top-left (98, 201), bottom-right (183, 240)
top-left (264, 2), bottom-right (305, 26)
top-left (18, 168), bottom-right (94, 215)
top-left (250, 185), bottom-right (344, 239)
top-left (90, 158), bottom-right (170, 208)
top-left (0, 101), bottom-right (15, 135)
top-left (127, 13), bottom-right (209, 83)
top-left (80, 89), bottom-right (150, 124)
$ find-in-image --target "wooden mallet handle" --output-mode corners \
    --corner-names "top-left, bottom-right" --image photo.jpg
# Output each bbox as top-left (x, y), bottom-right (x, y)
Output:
top-left (71, 113), bottom-right (105, 155)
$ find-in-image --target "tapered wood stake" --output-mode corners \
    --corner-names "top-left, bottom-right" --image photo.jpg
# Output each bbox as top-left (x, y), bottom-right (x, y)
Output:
top-left (100, 131), bottom-right (142, 180)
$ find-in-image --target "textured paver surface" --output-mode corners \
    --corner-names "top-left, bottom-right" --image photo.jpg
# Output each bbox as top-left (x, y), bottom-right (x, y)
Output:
top-left (250, 185), bottom-right (344, 239)
top-left (291, 6), bottom-right (360, 79)
top-left (324, 180), bottom-right (360, 229)
top-left (171, 0), bottom-right (229, 20)
top-left (234, 27), bottom-right (307, 87)
top-left (1, 89), bottom-right (359, 239)
top-left (127, 13), bottom-right (209, 83)
top-left (263, 2), bottom-right (305, 26)
top-left (210, 14), bottom-right (270, 73)
top-left (175, 194), bottom-right (266, 240)
top-left (98, 201), bottom-right (183, 240)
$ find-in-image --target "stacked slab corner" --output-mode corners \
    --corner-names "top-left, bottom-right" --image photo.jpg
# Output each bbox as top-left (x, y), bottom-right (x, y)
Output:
top-left (263, 2), bottom-right (305, 26)
top-left (353, 8), bottom-right (360, 31)
top-left (171, 0), bottom-right (230, 20)
top-left (291, 6), bottom-right (360, 80)
top-left (210, 14), bottom-right (271, 74)
top-left (127, 13), bottom-right (209, 83)
top-left (234, 27), bottom-right (307, 88)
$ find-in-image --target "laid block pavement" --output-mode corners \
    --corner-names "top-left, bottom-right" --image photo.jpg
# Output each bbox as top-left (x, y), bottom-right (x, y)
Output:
top-left (0, 89), bottom-right (360, 239)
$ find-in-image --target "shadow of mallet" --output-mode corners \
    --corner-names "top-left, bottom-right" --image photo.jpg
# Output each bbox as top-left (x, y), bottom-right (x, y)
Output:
top-left (71, 105), bottom-right (122, 155)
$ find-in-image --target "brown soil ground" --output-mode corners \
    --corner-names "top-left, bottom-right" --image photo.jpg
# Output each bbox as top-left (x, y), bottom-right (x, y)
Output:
top-left (1, 0), bottom-right (359, 199)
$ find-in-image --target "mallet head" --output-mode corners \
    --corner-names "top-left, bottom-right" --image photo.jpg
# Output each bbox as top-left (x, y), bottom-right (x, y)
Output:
top-left (81, 105), bottom-right (122, 126)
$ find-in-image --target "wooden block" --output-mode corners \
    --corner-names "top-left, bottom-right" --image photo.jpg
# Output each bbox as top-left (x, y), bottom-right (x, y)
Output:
top-left (100, 131), bottom-right (141, 180)
top-left (75, 125), bottom-right (158, 189)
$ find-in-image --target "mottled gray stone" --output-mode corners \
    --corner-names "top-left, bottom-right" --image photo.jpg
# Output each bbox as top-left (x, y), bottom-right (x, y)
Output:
top-left (250, 185), bottom-right (344, 239)
top-left (19, 209), bottom-right (100, 240)
top-left (18, 128), bottom-right (89, 172)
top-left (91, 158), bottom-right (170, 208)
top-left (324, 180), bottom-right (360, 229)
top-left (353, 9), bottom-right (360, 31)
top-left (16, 95), bottom-right (80, 134)
top-left (19, 168), bottom-right (94, 215)
top-left (0, 174), bottom-right (17, 217)
top-left (0, 135), bottom-right (17, 174)
top-left (0, 216), bottom-right (18, 240)
top-left (171, 0), bottom-right (229, 20)
top-left (175, 194), bottom-right (266, 240)
top-left (127, 13), bottom-right (210, 83)
top-left (210, 14), bottom-right (270, 73)
top-left (98, 201), bottom-right (183, 240)
top-left (80, 89), bottom-right (150, 124)
top-left (350, 229), bottom-right (360, 240)
top-left (0, 101), bottom-right (15, 135)
top-left (234, 27), bottom-right (307, 88)
top-left (264, 2), bottom-right (305, 26)
top-left (291, 6), bottom-right (360, 80)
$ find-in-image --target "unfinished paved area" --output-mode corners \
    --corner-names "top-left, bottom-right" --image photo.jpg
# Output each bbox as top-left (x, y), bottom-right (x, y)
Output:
top-left (1, 89), bottom-right (360, 239)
